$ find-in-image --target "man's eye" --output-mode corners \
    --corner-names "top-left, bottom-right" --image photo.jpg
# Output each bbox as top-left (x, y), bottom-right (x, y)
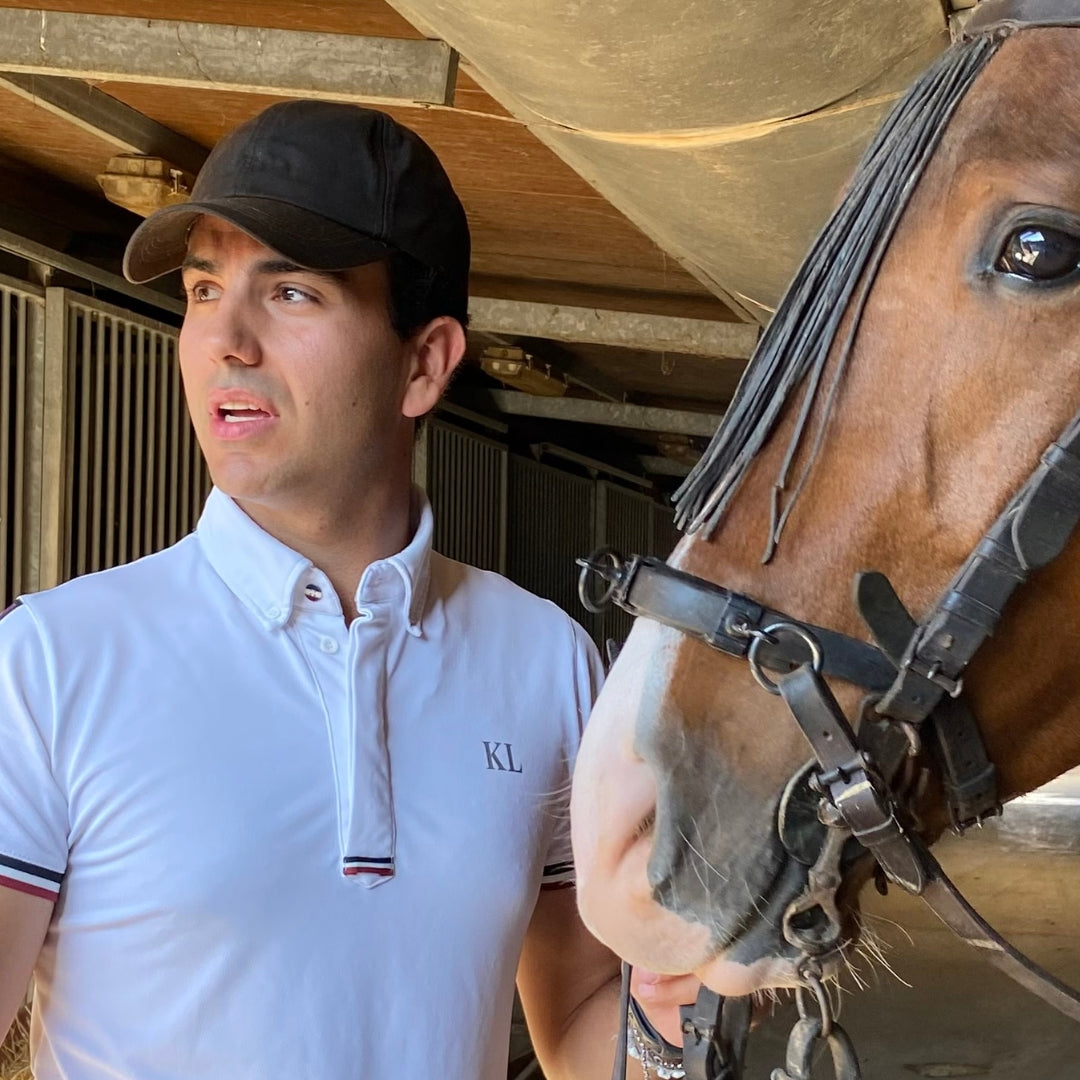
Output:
top-left (995, 225), bottom-right (1080, 281)
top-left (277, 285), bottom-right (314, 304)
top-left (187, 283), bottom-right (219, 303)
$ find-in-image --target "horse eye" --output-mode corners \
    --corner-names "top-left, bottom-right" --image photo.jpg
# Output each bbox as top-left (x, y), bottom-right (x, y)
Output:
top-left (995, 225), bottom-right (1080, 281)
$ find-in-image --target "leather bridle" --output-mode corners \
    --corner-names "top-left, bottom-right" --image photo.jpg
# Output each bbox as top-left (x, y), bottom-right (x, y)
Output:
top-left (579, 5), bottom-right (1080, 1076)
top-left (583, 372), bottom-right (1080, 1080)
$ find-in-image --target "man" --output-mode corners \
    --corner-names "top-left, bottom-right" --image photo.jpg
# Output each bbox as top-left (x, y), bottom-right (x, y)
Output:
top-left (0, 101), bottom-right (691, 1078)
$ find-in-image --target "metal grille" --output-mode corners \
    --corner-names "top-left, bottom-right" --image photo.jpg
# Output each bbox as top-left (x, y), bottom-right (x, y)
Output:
top-left (653, 503), bottom-right (681, 560)
top-left (419, 420), bottom-right (507, 572)
top-left (506, 454), bottom-right (597, 634)
top-left (0, 275), bottom-right (43, 606)
top-left (61, 295), bottom-right (208, 581)
top-left (597, 480), bottom-right (655, 648)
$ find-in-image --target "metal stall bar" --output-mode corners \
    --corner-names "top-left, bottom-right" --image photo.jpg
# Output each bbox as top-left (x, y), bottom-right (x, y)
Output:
top-left (37, 287), bottom-right (68, 591)
top-left (422, 420), bottom-right (508, 574)
top-left (105, 309), bottom-right (120, 568)
top-left (0, 276), bottom-right (46, 603)
top-left (89, 311), bottom-right (106, 572)
top-left (57, 295), bottom-right (201, 582)
top-left (596, 480), bottom-right (656, 647)
top-left (506, 454), bottom-right (597, 636)
top-left (1, 283), bottom-right (11, 601)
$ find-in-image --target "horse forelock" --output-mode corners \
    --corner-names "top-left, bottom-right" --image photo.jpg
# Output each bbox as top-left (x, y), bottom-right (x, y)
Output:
top-left (673, 32), bottom-right (1002, 549)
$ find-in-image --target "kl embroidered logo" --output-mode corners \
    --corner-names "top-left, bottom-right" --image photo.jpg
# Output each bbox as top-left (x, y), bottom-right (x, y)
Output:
top-left (483, 741), bottom-right (523, 773)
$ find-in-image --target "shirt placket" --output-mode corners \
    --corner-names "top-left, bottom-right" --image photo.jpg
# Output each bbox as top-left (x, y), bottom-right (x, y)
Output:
top-left (340, 601), bottom-right (395, 886)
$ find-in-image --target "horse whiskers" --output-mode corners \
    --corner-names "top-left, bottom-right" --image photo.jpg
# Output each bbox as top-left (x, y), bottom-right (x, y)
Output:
top-left (837, 942), bottom-right (871, 993)
top-left (678, 826), bottom-right (709, 892)
top-left (677, 824), bottom-right (730, 885)
top-left (845, 917), bottom-right (914, 990)
top-left (857, 910), bottom-right (915, 947)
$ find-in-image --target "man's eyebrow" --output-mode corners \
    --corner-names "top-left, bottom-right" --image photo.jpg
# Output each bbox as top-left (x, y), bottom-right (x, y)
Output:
top-left (181, 254), bottom-right (217, 273)
top-left (253, 259), bottom-right (348, 283)
top-left (179, 255), bottom-right (349, 284)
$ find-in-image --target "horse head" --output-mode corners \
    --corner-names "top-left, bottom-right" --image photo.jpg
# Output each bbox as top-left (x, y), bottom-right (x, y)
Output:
top-left (572, 0), bottom-right (1080, 1001)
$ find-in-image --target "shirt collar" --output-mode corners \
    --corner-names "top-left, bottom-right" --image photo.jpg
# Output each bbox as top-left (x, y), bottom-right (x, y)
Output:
top-left (360, 488), bottom-right (433, 637)
top-left (196, 487), bottom-right (434, 634)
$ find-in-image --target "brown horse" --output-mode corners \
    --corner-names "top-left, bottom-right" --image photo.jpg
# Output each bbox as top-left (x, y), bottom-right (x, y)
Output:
top-left (571, 1), bottom-right (1080, 1008)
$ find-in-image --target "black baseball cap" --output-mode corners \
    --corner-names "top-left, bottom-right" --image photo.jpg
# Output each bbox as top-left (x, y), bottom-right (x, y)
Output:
top-left (123, 100), bottom-right (470, 319)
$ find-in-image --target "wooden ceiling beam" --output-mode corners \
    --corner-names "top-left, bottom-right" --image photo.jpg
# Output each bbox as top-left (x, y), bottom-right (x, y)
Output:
top-left (638, 455), bottom-right (694, 478)
top-left (468, 296), bottom-right (759, 360)
top-left (0, 8), bottom-right (456, 107)
top-left (0, 73), bottom-right (208, 176)
top-left (464, 389), bottom-right (723, 437)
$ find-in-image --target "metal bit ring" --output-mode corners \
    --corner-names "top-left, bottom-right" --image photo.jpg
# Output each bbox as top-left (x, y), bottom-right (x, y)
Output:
top-left (747, 622), bottom-right (824, 695)
top-left (576, 547), bottom-right (623, 613)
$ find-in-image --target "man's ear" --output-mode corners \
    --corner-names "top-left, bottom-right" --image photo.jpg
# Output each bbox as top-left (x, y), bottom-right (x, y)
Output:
top-left (401, 316), bottom-right (466, 419)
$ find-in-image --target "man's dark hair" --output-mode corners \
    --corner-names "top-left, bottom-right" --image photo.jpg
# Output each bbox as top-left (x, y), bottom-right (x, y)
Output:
top-left (386, 250), bottom-right (469, 340)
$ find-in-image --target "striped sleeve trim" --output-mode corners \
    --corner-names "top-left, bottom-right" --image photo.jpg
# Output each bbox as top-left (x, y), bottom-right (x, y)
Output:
top-left (0, 854), bottom-right (63, 901)
top-left (541, 859), bottom-right (575, 890)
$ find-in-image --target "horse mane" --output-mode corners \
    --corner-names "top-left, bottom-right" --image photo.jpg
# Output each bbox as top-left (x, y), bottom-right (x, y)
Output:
top-left (673, 32), bottom-right (1002, 559)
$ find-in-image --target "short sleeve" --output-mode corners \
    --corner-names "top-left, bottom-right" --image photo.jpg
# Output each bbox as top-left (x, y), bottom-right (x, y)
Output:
top-left (0, 602), bottom-right (68, 901)
top-left (540, 618), bottom-right (604, 891)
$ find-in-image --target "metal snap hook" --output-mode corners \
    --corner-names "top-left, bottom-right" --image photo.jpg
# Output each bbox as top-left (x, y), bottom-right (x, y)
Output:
top-left (795, 967), bottom-right (833, 1038)
top-left (575, 547), bottom-right (624, 613)
top-left (747, 622), bottom-right (824, 695)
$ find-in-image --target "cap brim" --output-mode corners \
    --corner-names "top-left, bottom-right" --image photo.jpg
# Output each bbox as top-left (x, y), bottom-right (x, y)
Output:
top-left (123, 196), bottom-right (393, 283)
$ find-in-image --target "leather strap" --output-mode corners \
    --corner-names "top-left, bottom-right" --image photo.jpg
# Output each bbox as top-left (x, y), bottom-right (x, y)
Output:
top-left (777, 664), bottom-right (927, 894)
top-left (879, 406), bottom-right (1080, 726)
top-left (580, 554), bottom-right (898, 693)
top-left (925, 695), bottom-right (999, 830)
top-left (681, 989), bottom-right (751, 1080)
top-left (915, 839), bottom-right (1080, 1022)
top-left (855, 571), bottom-right (999, 828)
top-left (611, 961), bottom-right (630, 1080)
top-left (775, 664), bottom-right (1080, 1025)
top-left (964, 0), bottom-right (1080, 39)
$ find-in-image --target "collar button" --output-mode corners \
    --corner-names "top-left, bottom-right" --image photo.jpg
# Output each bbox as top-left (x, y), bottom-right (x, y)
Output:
top-left (304, 583), bottom-right (323, 602)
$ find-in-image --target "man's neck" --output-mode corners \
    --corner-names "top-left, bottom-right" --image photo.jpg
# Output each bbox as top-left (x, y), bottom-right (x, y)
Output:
top-left (235, 484), bottom-right (414, 624)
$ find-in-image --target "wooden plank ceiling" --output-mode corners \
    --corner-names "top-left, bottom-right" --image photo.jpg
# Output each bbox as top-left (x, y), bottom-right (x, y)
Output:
top-left (0, 0), bottom-right (763, 485)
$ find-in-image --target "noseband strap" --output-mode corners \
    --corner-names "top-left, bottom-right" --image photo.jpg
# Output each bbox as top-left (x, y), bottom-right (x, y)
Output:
top-left (576, 551), bottom-right (898, 693)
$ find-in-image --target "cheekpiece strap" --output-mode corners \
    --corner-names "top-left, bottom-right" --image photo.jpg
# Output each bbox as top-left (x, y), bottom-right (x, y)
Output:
top-left (877, 401), bottom-right (1080, 727)
top-left (855, 571), bottom-right (999, 829)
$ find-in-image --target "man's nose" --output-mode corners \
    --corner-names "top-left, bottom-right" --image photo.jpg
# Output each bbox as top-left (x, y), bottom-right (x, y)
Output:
top-left (205, 295), bottom-right (262, 367)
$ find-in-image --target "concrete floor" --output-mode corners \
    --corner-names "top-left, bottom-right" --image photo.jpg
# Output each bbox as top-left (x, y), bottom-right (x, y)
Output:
top-left (743, 769), bottom-right (1080, 1079)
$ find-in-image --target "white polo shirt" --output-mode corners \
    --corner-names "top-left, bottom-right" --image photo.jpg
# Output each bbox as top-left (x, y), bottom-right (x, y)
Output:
top-left (0, 488), bottom-right (603, 1080)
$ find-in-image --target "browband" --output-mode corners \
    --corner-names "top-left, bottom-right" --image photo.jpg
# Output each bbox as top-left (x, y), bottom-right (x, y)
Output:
top-left (964, 0), bottom-right (1080, 39)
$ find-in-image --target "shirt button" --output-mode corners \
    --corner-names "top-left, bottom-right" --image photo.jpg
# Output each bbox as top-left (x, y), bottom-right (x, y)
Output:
top-left (266, 606), bottom-right (282, 620)
top-left (320, 637), bottom-right (339, 654)
top-left (304, 583), bottom-right (323, 602)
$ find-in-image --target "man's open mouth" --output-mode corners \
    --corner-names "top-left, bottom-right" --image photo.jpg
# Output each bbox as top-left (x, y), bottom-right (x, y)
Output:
top-left (217, 402), bottom-right (272, 423)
